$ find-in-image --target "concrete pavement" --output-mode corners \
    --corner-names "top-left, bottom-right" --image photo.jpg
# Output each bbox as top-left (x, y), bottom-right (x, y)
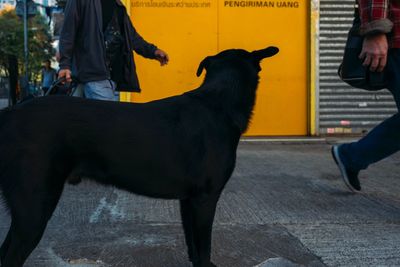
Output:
top-left (1, 140), bottom-right (400, 267)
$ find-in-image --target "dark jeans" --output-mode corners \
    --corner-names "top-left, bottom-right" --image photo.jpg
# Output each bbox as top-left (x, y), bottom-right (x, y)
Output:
top-left (340, 49), bottom-right (400, 171)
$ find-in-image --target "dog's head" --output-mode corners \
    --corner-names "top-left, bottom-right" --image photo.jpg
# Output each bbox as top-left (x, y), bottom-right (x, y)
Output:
top-left (194, 47), bottom-right (279, 134)
top-left (196, 46), bottom-right (279, 77)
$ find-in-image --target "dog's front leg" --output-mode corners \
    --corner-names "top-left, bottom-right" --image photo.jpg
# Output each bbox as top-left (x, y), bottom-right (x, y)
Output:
top-left (189, 194), bottom-right (220, 267)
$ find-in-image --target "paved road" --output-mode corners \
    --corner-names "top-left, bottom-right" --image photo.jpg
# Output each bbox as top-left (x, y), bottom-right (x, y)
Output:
top-left (1, 140), bottom-right (400, 267)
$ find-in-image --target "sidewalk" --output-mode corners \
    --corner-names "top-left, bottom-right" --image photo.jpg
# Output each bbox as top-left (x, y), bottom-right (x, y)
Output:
top-left (1, 140), bottom-right (399, 266)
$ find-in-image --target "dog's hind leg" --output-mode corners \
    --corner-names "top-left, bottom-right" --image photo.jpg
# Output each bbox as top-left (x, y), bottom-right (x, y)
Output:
top-left (187, 194), bottom-right (220, 267)
top-left (1, 174), bottom-right (64, 267)
top-left (0, 226), bottom-right (12, 263)
top-left (1, 190), bottom-right (63, 267)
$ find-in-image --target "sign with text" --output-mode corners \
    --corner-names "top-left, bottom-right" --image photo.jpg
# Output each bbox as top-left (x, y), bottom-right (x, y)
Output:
top-left (132, 0), bottom-right (211, 8)
top-left (224, 1), bottom-right (299, 8)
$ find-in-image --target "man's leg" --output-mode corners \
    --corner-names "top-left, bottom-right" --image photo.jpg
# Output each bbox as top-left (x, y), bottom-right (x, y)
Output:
top-left (339, 113), bottom-right (400, 171)
top-left (83, 80), bottom-right (118, 101)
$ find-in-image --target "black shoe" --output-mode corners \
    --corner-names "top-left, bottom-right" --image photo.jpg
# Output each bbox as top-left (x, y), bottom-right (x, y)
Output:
top-left (331, 145), bottom-right (361, 192)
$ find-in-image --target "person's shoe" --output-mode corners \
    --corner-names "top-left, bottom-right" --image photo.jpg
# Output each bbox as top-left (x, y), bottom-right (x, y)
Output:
top-left (331, 145), bottom-right (361, 192)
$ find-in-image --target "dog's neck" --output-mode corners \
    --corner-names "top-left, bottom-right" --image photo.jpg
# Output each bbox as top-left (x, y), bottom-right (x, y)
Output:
top-left (189, 68), bottom-right (259, 133)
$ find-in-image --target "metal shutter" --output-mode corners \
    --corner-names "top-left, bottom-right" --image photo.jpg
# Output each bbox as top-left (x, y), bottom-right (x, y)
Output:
top-left (319, 0), bottom-right (397, 134)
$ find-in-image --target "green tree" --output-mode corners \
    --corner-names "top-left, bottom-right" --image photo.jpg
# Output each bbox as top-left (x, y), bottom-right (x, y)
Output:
top-left (0, 7), bottom-right (54, 104)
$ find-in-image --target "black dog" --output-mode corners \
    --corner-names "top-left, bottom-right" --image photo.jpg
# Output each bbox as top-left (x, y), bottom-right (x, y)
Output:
top-left (0, 47), bottom-right (278, 267)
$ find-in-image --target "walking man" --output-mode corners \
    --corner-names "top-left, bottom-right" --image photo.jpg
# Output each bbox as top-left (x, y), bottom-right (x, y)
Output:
top-left (58, 0), bottom-right (169, 101)
top-left (332, 0), bottom-right (400, 191)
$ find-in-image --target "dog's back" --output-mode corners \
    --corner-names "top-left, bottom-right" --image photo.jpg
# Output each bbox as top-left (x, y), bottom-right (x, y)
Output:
top-left (0, 94), bottom-right (238, 200)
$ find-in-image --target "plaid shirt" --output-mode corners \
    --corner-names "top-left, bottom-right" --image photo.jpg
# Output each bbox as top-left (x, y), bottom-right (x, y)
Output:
top-left (358, 0), bottom-right (400, 48)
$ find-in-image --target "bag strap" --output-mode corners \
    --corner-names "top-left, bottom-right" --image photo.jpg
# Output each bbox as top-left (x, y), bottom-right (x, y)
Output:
top-left (349, 0), bottom-right (361, 32)
top-left (354, 0), bottom-right (360, 19)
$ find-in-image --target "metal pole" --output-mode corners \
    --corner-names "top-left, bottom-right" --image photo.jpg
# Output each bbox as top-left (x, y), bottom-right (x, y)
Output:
top-left (23, 0), bottom-right (29, 98)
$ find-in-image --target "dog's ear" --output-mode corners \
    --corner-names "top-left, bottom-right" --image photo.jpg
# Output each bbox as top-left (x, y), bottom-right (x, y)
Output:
top-left (196, 56), bottom-right (212, 77)
top-left (251, 46), bottom-right (279, 61)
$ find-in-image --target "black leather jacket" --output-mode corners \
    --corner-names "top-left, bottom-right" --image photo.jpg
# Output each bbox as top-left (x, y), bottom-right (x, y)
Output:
top-left (59, 0), bottom-right (158, 92)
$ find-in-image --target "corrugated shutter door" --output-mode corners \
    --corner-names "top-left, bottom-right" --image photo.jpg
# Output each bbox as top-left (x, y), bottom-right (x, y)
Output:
top-left (319, 0), bottom-right (397, 134)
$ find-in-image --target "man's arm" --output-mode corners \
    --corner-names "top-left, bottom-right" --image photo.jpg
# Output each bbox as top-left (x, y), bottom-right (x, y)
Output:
top-left (58, 0), bottom-right (81, 81)
top-left (127, 19), bottom-right (169, 65)
top-left (358, 0), bottom-right (393, 36)
top-left (358, 0), bottom-right (392, 72)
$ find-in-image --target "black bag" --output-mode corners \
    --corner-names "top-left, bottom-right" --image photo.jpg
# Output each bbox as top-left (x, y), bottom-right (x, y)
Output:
top-left (104, 9), bottom-right (124, 70)
top-left (338, 4), bottom-right (387, 91)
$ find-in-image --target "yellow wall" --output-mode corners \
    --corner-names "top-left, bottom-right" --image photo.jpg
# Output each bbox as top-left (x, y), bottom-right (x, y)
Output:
top-left (124, 0), bottom-right (309, 136)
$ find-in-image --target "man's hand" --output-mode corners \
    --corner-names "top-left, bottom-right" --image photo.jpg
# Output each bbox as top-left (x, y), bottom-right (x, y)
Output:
top-left (155, 49), bottom-right (169, 66)
top-left (58, 68), bottom-right (72, 83)
top-left (359, 33), bottom-right (388, 72)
